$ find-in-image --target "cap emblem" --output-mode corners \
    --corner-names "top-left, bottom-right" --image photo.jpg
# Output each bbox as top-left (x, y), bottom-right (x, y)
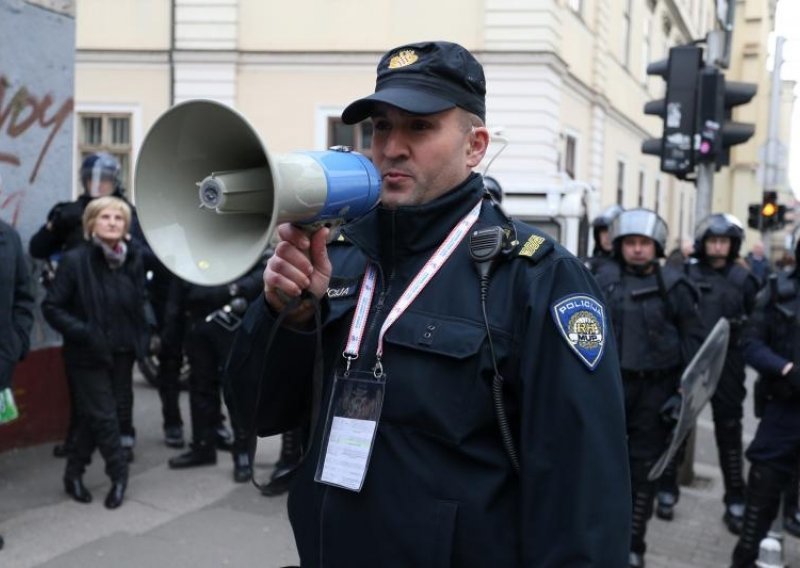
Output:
top-left (388, 49), bottom-right (418, 69)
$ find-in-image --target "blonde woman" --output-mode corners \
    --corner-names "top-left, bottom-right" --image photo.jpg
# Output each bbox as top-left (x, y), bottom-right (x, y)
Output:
top-left (43, 196), bottom-right (149, 509)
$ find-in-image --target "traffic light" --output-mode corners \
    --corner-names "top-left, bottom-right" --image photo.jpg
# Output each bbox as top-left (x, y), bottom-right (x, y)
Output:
top-left (695, 68), bottom-right (724, 164)
top-left (760, 191), bottom-right (784, 231)
top-left (747, 203), bottom-right (761, 230)
top-left (642, 45), bottom-right (703, 179)
top-left (718, 80), bottom-right (757, 167)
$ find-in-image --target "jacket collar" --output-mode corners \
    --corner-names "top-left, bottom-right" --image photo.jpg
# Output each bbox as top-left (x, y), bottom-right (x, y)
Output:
top-left (342, 173), bottom-right (485, 261)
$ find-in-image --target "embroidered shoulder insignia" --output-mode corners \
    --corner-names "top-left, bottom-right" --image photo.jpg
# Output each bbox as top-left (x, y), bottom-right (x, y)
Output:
top-left (551, 294), bottom-right (606, 371)
top-left (516, 234), bottom-right (553, 263)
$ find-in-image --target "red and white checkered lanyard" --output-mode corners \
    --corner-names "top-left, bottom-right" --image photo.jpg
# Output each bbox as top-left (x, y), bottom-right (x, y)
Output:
top-left (343, 199), bottom-right (483, 377)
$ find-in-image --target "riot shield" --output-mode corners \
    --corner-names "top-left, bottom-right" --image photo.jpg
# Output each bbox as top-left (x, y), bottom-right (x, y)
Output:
top-left (648, 317), bottom-right (730, 481)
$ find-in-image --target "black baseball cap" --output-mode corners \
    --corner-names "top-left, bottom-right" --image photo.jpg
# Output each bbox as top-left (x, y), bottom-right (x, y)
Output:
top-left (341, 41), bottom-right (486, 125)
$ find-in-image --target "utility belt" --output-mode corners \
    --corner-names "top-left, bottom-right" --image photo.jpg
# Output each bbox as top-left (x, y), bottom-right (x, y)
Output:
top-left (621, 366), bottom-right (680, 381)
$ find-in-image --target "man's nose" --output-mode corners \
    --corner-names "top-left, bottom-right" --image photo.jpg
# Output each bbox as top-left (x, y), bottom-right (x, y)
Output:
top-left (382, 130), bottom-right (408, 158)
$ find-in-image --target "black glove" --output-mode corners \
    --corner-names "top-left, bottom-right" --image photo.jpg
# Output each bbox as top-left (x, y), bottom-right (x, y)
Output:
top-left (49, 202), bottom-right (83, 234)
top-left (785, 367), bottom-right (800, 391)
top-left (767, 369), bottom-right (800, 401)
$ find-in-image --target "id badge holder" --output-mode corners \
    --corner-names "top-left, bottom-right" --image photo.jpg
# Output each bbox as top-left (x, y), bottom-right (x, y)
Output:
top-left (315, 369), bottom-right (387, 492)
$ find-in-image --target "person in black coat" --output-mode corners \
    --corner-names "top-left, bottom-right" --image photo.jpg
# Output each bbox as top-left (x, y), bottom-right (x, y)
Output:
top-left (593, 208), bottom-right (705, 568)
top-left (0, 217), bottom-right (35, 550)
top-left (30, 153), bottom-right (145, 460)
top-left (655, 214), bottom-right (759, 531)
top-left (226, 41), bottom-right (630, 567)
top-left (42, 196), bottom-right (150, 509)
top-left (731, 231), bottom-right (800, 567)
top-left (166, 259), bottom-right (265, 482)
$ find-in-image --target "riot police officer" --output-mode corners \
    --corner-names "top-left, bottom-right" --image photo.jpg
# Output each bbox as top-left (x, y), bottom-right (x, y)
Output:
top-left (731, 229), bottom-right (800, 567)
top-left (585, 204), bottom-right (624, 274)
top-left (594, 208), bottom-right (705, 568)
top-left (167, 262), bottom-right (265, 481)
top-left (30, 153), bottom-right (142, 460)
top-left (656, 214), bottom-right (759, 532)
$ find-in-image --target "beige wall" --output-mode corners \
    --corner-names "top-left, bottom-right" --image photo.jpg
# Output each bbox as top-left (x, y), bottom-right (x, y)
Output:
top-left (76, 0), bottom-right (170, 50)
top-left (239, 0), bottom-right (484, 52)
top-left (72, 0), bottom-right (788, 251)
top-left (237, 65), bottom-right (374, 152)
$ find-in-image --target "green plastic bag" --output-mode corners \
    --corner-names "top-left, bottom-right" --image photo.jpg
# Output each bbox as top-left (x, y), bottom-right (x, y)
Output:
top-left (0, 388), bottom-right (19, 424)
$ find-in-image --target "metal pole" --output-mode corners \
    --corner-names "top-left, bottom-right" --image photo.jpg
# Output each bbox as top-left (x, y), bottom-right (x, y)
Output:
top-left (679, 28), bottom-right (727, 486)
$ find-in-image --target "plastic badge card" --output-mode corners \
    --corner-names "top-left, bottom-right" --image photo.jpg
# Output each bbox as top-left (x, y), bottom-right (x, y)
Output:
top-left (315, 370), bottom-right (385, 492)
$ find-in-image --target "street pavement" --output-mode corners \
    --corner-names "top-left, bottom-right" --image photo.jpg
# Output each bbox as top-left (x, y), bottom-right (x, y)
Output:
top-left (1, 369), bottom-right (800, 567)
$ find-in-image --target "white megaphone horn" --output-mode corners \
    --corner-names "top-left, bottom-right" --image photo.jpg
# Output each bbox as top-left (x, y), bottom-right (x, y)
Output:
top-left (134, 99), bottom-right (381, 286)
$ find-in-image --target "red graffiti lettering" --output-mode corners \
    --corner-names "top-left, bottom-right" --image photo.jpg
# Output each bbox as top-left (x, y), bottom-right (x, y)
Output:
top-left (0, 75), bottom-right (74, 183)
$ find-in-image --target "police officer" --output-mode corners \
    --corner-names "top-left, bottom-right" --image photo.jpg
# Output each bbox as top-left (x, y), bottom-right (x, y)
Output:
top-left (655, 214), bottom-right (759, 532)
top-left (731, 227), bottom-right (800, 566)
top-left (225, 41), bottom-right (631, 566)
top-left (585, 204), bottom-right (624, 274)
top-left (167, 262), bottom-right (264, 482)
top-left (594, 208), bottom-right (705, 568)
top-left (30, 153), bottom-right (142, 460)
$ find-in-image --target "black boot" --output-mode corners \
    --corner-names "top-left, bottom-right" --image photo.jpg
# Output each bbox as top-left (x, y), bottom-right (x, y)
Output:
top-left (63, 477), bottom-right (92, 504)
top-left (731, 463), bottom-right (789, 568)
top-left (260, 428), bottom-right (303, 497)
top-left (233, 451), bottom-right (253, 483)
top-left (655, 491), bottom-right (677, 521)
top-left (783, 467), bottom-right (800, 537)
top-left (164, 425), bottom-right (185, 449)
top-left (215, 424), bottom-right (233, 452)
top-left (104, 479), bottom-right (127, 509)
top-left (168, 444), bottom-right (216, 469)
top-left (630, 489), bottom-right (654, 567)
top-left (717, 419), bottom-right (746, 534)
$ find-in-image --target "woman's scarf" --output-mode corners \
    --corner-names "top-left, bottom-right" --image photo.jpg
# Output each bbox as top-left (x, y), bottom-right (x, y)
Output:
top-left (92, 235), bottom-right (128, 269)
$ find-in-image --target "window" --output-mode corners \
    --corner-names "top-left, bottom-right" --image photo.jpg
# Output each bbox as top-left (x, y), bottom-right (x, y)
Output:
top-left (564, 134), bottom-right (577, 179)
top-left (568, 0), bottom-right (582, 14)
top-left (638, 171), bottom-right (645, 207)
top-left (621, 0), bottom-right (633, 68)
top-left (327, 118), bottom-right (374, 158)
top-left (641, 14), bottom-right (652, 83)
top-left (616, 161), bottom-right (626, 205)
top-left (78, 113), bottom-right (132, 191)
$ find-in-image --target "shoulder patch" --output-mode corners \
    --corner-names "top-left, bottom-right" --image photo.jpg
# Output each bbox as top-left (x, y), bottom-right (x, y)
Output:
top-left (516, 234), bottom-right (553, 263)
top-left (551, 294), bottom-right (606, 371)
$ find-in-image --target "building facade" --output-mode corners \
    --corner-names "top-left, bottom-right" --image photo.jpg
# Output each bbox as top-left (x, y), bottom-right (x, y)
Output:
top-left (74, 0), bottom-right (789, 255)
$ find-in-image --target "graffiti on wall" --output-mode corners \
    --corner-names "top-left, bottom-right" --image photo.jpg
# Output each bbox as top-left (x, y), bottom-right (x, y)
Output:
top-left (0, 74), bottom-right (74, 226)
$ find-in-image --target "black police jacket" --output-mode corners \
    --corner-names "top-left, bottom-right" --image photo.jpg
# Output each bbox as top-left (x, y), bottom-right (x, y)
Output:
top-left (226, 174), bottom-right (630, 567)
top-left (685, 260), bottom-right (759, 343)
top-left (743, 271), bottom-right (800, 378)
top-left (594, 261), bottom-right (704, 372)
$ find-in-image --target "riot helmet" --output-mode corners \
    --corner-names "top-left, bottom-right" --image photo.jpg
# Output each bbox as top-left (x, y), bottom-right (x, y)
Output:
top-left (80, 152), bottom-right (121, 197)
top-left (693, 213), bottom-right (744, 261)
top-left (610, 208), bottom-right (668, 258)
top-left (592, 204), bottom-right (624, 255)
top-left (483, 175), bottom-right (503, 203)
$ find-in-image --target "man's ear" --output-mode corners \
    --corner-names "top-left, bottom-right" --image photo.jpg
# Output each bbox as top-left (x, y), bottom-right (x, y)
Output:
top-left (466, 127), bottom-right (490, 168)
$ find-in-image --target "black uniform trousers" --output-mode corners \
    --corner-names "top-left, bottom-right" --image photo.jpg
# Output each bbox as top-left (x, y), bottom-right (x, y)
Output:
top-left (65, 352), bottom-right (132, 482)
top-left (185, 317), bottom-right (247, 453)
top-left (623, 369), bottom-right (679, 554)
top-left (157, 332), bottom-right (184, 430)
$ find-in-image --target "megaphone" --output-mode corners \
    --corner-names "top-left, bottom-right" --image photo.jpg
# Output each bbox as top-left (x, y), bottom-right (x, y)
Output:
top-left (134, 99), bottom-right (381, 286)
